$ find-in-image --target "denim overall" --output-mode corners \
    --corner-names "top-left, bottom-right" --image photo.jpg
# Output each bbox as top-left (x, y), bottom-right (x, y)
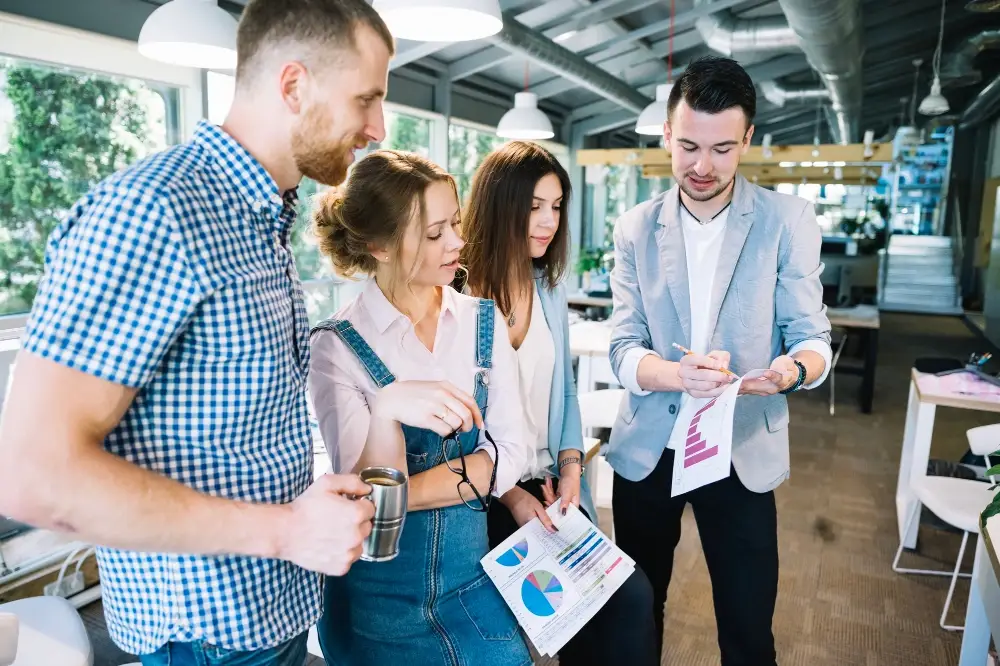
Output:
top-left (313, 299), bottom-right (531, 666)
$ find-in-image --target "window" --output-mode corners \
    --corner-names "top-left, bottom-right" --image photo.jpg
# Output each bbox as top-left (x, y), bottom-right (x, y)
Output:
top-left (0, 56), bottom-right (178, 316)
top-left (448, 122), bottom-right (506, 205)
top-left (382, 109), bottom-right (432, 157)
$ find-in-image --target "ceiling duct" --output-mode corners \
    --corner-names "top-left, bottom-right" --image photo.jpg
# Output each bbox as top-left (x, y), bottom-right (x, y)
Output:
top-left (941, 30), bottom-right (1000, 88)
top-left (488, 16), bottom-right (651, 114)
top-left (693, 0), bottom-right (799, 57)
top-left (774, 0), bottom-right (864, 144)
top-left (960, 72), bottom-right (1000, 128)
top-left (760, 80), bottom-right (829, 107)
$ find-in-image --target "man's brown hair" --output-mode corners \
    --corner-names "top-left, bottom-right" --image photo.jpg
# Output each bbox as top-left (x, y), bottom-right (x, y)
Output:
top-left (236, 0), bottom-right (395, 83)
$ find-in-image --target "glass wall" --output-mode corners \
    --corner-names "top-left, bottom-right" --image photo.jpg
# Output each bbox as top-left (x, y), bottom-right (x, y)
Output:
top-left (448, 122), bottom-right (506, 205)
top-left (0, 56), bottom-right (178, 316)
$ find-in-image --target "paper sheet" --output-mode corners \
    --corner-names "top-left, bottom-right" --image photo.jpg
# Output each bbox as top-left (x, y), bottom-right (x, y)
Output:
top-left (670, 369), bottom-right (772, 497)
top-left (480, 503), bottom-right (635, 657)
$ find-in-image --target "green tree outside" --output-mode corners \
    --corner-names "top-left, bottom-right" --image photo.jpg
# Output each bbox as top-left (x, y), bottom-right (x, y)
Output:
top-left (448, 123), bottom-right (505, 206)
top-left (0, 60), bottom-right (165, 315)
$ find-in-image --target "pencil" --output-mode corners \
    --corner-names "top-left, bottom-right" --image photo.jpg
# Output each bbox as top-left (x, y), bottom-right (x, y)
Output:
top-left (671, 342), bottom-right (738, 377)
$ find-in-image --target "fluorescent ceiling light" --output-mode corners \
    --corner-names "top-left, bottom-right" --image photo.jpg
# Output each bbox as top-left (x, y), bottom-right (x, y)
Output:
top-left (373, 0), bottom-right (503, 42)
top-left (918, 76), bottom-right (950, 116)
top-left (497, 92), bottom-right (554, 140)
top-left (635, 83), bottom-right (672, 135)
top-left (138, 0), bottom-right (238, 70)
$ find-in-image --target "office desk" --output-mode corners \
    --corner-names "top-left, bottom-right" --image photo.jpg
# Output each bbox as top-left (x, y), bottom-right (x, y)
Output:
top-left (896, 370), bottom-right (1000, 550)
top-left (827, 305), bottom-right (880, 414)
top-left (959, 514), bottom-right (1000, 665)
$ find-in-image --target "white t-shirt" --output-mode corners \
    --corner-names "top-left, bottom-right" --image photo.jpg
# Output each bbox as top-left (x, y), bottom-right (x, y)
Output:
top-left (515, 285), bottom-right (556, 480)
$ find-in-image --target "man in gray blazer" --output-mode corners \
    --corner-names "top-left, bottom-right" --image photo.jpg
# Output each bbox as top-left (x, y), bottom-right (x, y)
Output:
top-left (607, 56), bottom-right (831, 665)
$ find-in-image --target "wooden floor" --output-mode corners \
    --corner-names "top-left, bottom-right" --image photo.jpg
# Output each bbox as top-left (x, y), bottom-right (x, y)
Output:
top-left (83, 312), bottom-right (993, 665)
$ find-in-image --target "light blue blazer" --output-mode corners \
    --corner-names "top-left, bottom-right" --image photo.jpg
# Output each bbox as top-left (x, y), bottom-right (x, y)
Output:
top-left (535, 275), bottom-right (597, 522)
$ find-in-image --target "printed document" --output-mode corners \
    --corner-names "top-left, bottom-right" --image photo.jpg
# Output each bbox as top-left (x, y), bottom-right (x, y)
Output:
top-left (670, 368), bottom-right (772, 497)
top-left (481, 503), bottom-right (635, 656)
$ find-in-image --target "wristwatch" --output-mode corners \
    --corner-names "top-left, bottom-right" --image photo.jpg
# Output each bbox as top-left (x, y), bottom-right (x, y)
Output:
top-left (558, 456), bottom-right (582, 472)
top-left (779, 360), bottom-right (807, 394)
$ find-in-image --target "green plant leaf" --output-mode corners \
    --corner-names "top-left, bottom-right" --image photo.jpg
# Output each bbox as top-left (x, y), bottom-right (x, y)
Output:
top-left (983, 493), bottom-right (1000, 522)
top-left (987, 465), bottom-right (1000, 477)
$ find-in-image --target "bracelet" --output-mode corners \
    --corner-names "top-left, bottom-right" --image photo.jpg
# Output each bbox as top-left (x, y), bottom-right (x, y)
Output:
top-left (779, 359), bottom-right (807, 394)
top-left (558, 456), bottom-right (582, 472)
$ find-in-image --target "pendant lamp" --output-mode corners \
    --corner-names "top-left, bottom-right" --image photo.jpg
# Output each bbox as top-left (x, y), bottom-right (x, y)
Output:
top-left (373, 0), bottom-right (502, 42)
top-left (497, 92), bottom-right (554, 140)
top-left (635, 83), bottom-right (673, 135)
top-left (138, 0), bottom-right (238, 70)
top-left (918, 0), bottom-right (950, 116)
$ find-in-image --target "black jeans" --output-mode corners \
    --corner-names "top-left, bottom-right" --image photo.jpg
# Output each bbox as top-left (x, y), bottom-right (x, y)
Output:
top-left (487, 477), bottom-right (658, 666)
top-left (613, 448), bottom-right (779, 666)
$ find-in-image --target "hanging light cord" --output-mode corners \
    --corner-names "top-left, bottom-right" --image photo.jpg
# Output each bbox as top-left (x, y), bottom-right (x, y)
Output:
top-left (667, 0), bottom-right (675, 83)
top-left (932, 0), bottom-right (945, 78)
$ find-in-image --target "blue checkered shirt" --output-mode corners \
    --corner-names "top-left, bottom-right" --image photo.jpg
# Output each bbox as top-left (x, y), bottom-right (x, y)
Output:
top-left (22, 120), bottom-right (321, 655)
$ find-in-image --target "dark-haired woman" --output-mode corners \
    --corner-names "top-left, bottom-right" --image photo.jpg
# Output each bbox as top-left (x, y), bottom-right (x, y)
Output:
top-left (308, 149), bottom-right (531, 666)
top-left (461, 140), bottom-right (659, 666)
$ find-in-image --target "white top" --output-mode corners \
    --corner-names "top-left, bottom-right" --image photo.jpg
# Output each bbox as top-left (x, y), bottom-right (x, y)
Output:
top-left (516, 285), bottom-right (555, 481)
top-left (308, 280), bottom-right (529, 496)
top-left (618, 202), bottom-right (832, 450)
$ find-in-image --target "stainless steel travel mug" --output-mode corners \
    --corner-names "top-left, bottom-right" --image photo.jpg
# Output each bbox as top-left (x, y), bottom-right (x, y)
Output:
top-left (359, 466), bottom-right (408, 562)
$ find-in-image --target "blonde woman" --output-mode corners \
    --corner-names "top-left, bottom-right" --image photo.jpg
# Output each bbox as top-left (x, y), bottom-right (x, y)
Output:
top-left (308, 150), bottom-right (531, 666)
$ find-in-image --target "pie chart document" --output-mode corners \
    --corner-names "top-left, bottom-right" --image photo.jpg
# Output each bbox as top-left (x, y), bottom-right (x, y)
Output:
top-left (480, 503), bottom-right (635, 657)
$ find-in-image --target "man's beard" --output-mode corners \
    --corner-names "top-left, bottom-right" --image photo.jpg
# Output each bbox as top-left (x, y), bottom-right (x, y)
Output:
top-left (678, 173), bottom-right (735, 202)
top-left (291, 107), bottom-right (360, 187)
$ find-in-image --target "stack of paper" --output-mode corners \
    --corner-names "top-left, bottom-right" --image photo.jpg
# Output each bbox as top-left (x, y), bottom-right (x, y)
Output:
top-left (480, 503), bottom-right (635, 657)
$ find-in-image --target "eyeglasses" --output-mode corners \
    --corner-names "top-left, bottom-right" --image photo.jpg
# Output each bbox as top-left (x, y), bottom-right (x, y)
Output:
top-left (441, 429), bottom-right (499, 512)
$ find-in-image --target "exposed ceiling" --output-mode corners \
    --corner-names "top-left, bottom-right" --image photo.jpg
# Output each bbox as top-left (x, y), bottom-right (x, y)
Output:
top-left (3, 0), bottom-right (999, 148)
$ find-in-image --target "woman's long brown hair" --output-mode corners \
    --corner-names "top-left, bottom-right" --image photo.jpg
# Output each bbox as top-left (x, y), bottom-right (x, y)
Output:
top-left (460, 141), bottom-right (571, 318)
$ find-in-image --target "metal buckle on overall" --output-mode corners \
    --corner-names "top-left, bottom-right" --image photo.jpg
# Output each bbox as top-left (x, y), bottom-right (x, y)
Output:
top-left (478, 369), bottom-right (490, 386)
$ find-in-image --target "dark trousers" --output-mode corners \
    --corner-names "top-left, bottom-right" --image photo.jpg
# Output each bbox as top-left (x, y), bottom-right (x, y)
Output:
top-left (487, 478), bottom-right (658, 666)
top-left (613, 448), bottom-right (779, 666)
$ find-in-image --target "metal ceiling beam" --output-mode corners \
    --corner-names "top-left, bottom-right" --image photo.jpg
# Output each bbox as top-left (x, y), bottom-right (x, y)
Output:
top-left (531, 28), bottom-right (707, 100)
top-left (391, 0), bottom-right (584, 71)
top-left (574, 109), bottom-right (639, 135)
top-left (447, 0), bottom-right (660, 81)
top-left (489, 15), bottom-right (652, 113)
top-left (569, 52), bottom-right (809, 122)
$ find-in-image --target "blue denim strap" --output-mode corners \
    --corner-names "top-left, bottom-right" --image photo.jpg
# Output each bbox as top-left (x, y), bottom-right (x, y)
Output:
top-left (476, 298), bottom-right (494, 371)
top-left (473, 299), bottom-right (494, 413)
top-left (311, 318), bottom-right (396, 389)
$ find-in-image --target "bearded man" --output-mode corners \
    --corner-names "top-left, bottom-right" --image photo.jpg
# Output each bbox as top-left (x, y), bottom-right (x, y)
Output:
top-left (606, 55), bottom-right (832, 666)
top-left (0, 1), bottom-right (394, 664)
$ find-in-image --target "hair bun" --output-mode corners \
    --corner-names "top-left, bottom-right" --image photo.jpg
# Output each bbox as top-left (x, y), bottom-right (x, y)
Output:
top-left (312, 187), bottom-right (375, 278)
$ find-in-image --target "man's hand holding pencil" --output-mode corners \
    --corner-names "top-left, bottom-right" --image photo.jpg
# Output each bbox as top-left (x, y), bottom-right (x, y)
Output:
top-left (674, 343), bottom-right (737, 399)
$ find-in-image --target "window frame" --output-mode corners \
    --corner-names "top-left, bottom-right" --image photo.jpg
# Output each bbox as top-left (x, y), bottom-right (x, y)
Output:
top-left (0, 11), bottom-right (203, 138)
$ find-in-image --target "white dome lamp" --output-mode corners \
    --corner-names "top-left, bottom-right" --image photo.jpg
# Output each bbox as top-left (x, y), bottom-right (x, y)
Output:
top-left (138, 0), bottom-right (238, 70)
top-left (635, 83), bottom-right (673, 135)
top-left (373, 0), bottom-right (503, 42)
top-left (497, 92), bottom-right (554, 140)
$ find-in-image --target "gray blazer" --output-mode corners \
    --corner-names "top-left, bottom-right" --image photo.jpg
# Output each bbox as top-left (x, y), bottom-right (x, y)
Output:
top-left (607, 175), bottom-right (831, 493)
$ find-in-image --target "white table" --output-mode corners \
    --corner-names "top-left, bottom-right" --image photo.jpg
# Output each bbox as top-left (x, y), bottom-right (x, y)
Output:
top-left (568, 320), bottom-right (619, 392)
top-left (896, 370), bottom-right (1000, 549)
top-left (960, 514), bottom-right (1000, 665)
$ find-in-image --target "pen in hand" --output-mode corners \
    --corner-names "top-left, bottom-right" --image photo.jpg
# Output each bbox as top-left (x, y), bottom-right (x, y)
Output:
top-left (671, 342), bottom-right (738, 378)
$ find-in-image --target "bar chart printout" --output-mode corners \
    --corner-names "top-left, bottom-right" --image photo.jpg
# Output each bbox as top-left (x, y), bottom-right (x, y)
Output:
top-left (670, 369), bottom-right (770, 497)
top-left (480, 504), bottom-right (635, 656)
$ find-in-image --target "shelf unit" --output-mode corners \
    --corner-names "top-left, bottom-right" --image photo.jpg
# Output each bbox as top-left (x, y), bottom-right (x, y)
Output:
top-left (889, 126), bottom-right (954, 236)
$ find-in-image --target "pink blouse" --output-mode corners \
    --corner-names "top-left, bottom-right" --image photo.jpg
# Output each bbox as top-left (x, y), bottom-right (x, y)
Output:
top-left (308, 279), bottom-right (528, 496)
